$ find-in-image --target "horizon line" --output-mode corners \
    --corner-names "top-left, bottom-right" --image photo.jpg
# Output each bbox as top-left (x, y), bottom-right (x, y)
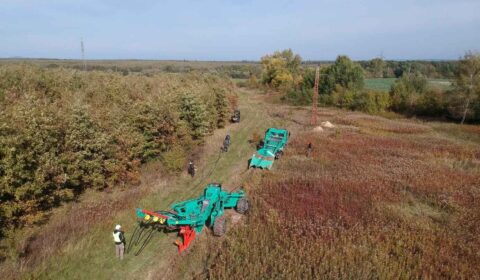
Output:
top-left (0, 57), bottom-right (460, 62)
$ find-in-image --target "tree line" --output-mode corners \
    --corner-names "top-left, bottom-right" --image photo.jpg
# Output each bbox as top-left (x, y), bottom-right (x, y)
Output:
top-left (254, 49), bottom-right (480, 123)
top-left (306, 59), bottom-right (459, 79)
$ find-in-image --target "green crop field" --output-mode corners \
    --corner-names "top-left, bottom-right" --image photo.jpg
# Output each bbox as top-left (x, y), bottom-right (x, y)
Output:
top-left (428, 78), bottom-right (453, 90)
top-left (365, 78), bottom-right (397, 91)
top-left (365, 78), bottom-right (453, 92)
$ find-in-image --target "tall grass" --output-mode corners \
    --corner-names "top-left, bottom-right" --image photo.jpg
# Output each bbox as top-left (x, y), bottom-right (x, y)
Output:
top-left (202, 115), bottom-right (480, 279)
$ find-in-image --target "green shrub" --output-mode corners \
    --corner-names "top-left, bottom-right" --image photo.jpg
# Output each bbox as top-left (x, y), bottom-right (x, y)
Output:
top-left (130, 102), bottom-right (177, 161)
top-left (62, 107), bottom-right (116, 191)
top-left (354, 91), bottom-right (391, 114)
top-left (320, 55), bottom-right (365, 95)
top-left (261, 49), bottom-right (301, 89)
top-left (179, 93), bottom-right (208, 140)
top-left (325, 87), bottom-right (391, 114)
top-left (390, 73), bottom-right (427, 112)
top-left (213, 89), bottom-right (229, 128)
top-left (0, 106), bottom-right (66, 227)
top-left (331, 86), bottom-right (357, 109)
top-left (416, 89), bottom-right (448, 117)
top-left (161, 146), bottom-right (187, 172)
top-left (282, 87), bottom-right (312, 106)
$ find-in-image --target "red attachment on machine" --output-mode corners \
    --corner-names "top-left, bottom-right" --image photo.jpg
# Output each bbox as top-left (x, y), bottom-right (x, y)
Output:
top-left (175, 226), bottom-right (196, 253)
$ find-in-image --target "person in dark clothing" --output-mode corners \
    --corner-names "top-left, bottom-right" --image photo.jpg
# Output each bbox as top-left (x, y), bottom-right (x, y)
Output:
top-left (188, 161), bottom-right (196, 177)
top-left (223, 134), bottom-right (231, 152)
top-left (307, 142), bottom-right (313, 157)
top-left (112, 224), bottom-right (125, 260)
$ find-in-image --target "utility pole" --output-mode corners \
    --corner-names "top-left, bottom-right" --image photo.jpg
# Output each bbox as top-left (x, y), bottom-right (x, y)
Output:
top-left (310, 66), bottom-right (320, 126)
top-left (81, 38), bottom-right (86, 71)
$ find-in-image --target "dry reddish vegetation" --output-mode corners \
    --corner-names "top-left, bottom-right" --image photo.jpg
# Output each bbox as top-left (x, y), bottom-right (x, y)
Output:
top-left (203, 116), bottom-right (480, 279)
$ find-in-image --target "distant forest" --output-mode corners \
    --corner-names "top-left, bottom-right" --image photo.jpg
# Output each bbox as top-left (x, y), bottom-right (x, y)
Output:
top-left (0, 58), bottom-right (458, 80)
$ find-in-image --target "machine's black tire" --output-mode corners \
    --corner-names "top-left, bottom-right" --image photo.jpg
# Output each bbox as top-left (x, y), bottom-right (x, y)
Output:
top-left (257, 141), bottom-right (264, 150)
top-left (275, 150), bottom-right (283, 159)
top-left (236, 198), bottom-right (249, 214)
top-left (213, 216), bottom-right (226, 236)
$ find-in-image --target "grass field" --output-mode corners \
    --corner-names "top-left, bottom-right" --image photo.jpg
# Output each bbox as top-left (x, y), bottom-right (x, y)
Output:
top-left (428, 78), bottom-right (453, 90)
top-left (365, 78), bottom-right (453, 92)
top-left (364, 78), bottom-right (397, 91)
top-left (237, 77), bottom-right (453, 93)
top-left (195, 107), bottom-right (480, 279)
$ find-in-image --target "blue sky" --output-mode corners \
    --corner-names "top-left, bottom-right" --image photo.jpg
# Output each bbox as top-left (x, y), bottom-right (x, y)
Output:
top-left (1, 0), bottom-right (479, 60)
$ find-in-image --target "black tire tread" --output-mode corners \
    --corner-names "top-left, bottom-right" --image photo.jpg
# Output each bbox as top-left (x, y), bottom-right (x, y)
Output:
top-left (236, 198), bottom-right (249, 214)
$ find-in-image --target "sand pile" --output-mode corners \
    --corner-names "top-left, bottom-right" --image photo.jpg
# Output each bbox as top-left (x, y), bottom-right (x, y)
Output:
top-left (230, 213), bottom-right (243, 225)
top-left (321, 121), bottom-right (335, 128)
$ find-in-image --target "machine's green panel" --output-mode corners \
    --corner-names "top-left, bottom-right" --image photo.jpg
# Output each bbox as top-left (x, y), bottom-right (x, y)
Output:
top-left (136, 184), bottom-right (245, 233)
top-left (249, 127), bottom-right (289, 170)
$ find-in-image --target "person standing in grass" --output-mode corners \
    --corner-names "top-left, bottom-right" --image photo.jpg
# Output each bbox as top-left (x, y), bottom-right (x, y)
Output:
top-left (223, 134), bottom-right (231, 152)
top-left (188, 161), bottom-right (196, 178)
top-left (113, 224), bottom-right (125, 260)
top-left (307, 142), bottom-right (312, 157)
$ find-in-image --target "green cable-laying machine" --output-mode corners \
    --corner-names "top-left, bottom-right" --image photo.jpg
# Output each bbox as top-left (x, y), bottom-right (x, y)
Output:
top-left (249, 127), bottom-right (289, 170)
top-left (135, 183), bottom-right (248, 253)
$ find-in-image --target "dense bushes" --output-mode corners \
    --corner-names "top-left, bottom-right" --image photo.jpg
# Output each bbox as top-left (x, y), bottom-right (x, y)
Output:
top-left (179, 93), bottom-right (209, 140)
top-left (388, 74), bottom-right (449, 117)
top-left (389, 73), bottom-right (428, 112)
top-left (280, 55), bottom-right (366, 108)
top-left (285, 55), bottom-right (391, 113)
top-left (319, 55), bottom-right (365, 95)
top-left (320, 88), bottom-right (390, 114)
top-left (352, 91), bottom-right (391, 114)
top-left (388, 55), bottom-right (480, 122)
top-left (282, 87), bottom-right (312, 106)
top-left (0, 65), bottom-right (234, 243)
top-left (260, 49), bottom-right (302, 90)
top-left (358, 59), bottom-right (458, 79)
top-left (304, 58), bottom-right (459, 79)
top-left (415, 88), bottom-right (448, 116)
top-left (279, 52), bottom-right (480, 123)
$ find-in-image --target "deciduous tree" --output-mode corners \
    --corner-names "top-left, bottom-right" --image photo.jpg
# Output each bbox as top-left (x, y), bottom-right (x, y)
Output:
top-left (261, 49), bottom-right (302, 89)
top-left (179, 93), bottom-right (208, 140)
top-left (452, 52), bottom-right (480, 124)
top-left (369, 58), bottom-right (385, 78)
top-left (320, 55), bottom-right (364, 95)
top-left (390, 73), bottom-right (427, 112)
